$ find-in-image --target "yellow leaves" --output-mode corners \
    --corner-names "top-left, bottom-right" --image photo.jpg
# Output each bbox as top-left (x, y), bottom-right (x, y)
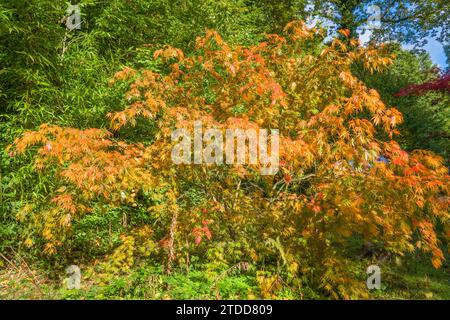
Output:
top-left (339, 71), bottom-right (358, 88)
top-left (432, 254), bottom-right (443, 269)
top-left (424, 292), bottom-right (434, 299)
top-left (60, 214), bottom-right (72, 227)
top-left (288, 261), bottom-right (299, 274)
top-left (24, 238), bottom-right (34, 248)
top-left (256, 271), bottom-right (282, 299)
top-left (380, 108), bottom-right (403, 136)
top-left (131, 226), bottom-right (156, 257)
top-left (43, 243), bottom-right (56, 255)
top-left (56, 186), bottom-right (67, 193)
top-left (413, 220), bottom-right (445, 269)
top-left (358, 47), bottom-right (394, 74)
top-left (323, 104), bottom-right (340, 115)
top-left (282, 226), bottom-right (296, 237)
top-left (419, 153), bottom-right (445, 170)
top-left (42, 228), bottom-right (53, 241)
top-left (87, 233), bottom-right (152, 285)
top-left (249, 250), bottom-right (258, 262)
top-left (16, 204), bottom-right (32, 222)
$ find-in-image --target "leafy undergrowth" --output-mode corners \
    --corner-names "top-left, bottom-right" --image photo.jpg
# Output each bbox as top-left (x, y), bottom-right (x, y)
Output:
top-left (368, 256), bottom-right (450, 300)
top-left (1, 255), bottom-right (448, 300)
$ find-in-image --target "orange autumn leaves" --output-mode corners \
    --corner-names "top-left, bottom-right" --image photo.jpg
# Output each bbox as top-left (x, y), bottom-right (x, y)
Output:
top-left (10, 124), bottom-right (154, 254)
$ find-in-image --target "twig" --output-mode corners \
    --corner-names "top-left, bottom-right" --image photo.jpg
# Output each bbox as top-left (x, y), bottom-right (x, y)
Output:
top-left (166, 210), bottom-right (178, 275)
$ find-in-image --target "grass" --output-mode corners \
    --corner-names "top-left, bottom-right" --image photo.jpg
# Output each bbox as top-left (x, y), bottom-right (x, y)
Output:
top-left (1, 253), bottom-right (448, 300)
top-left (368, 255), bottom-right (450, 300)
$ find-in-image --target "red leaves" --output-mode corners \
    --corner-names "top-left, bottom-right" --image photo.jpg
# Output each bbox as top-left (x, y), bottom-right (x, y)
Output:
top-left (395, 72), bottom-right (450, 96)
top-left (403, 164), bottom-right (425, 176)
top-left (192, 221), bottom-right (212, 245)
top-left (392, 157), bottom-right (407, 166)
